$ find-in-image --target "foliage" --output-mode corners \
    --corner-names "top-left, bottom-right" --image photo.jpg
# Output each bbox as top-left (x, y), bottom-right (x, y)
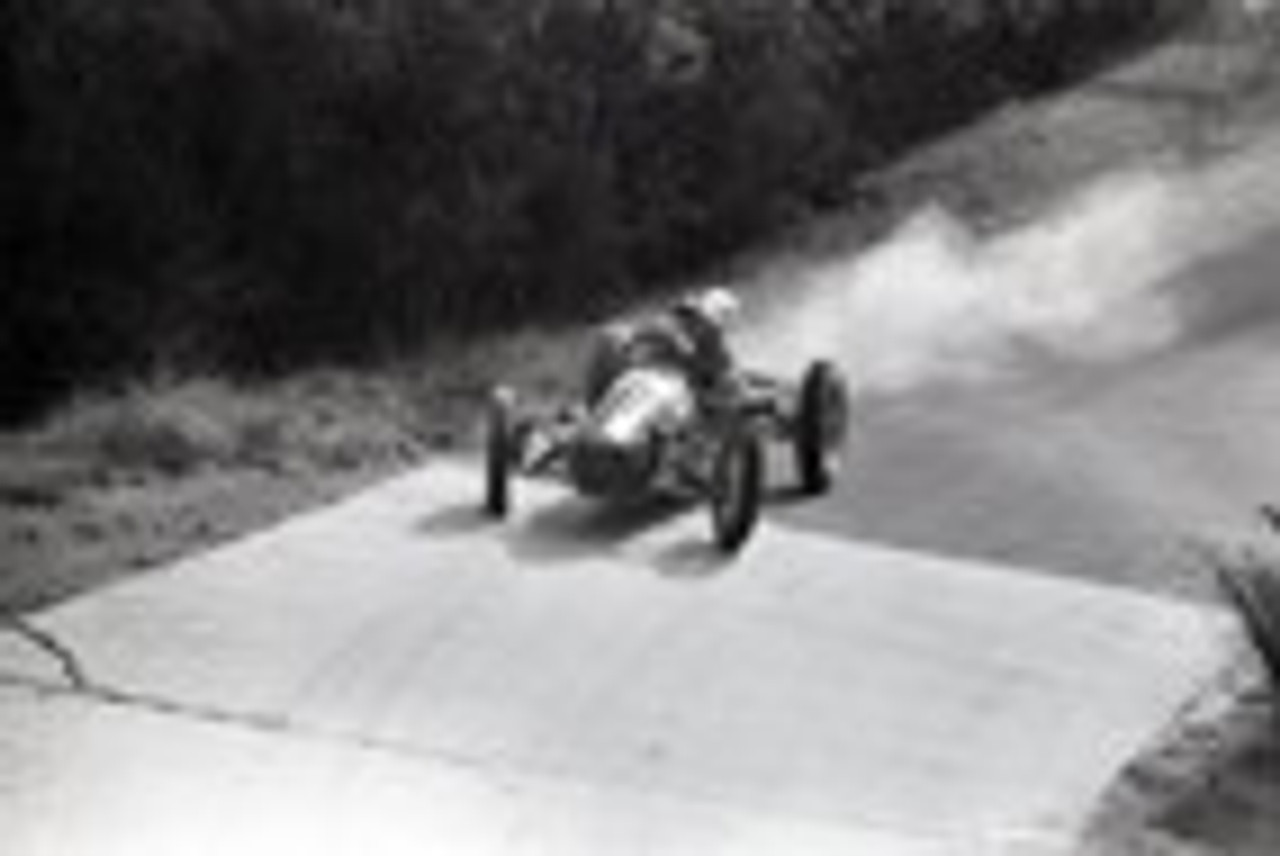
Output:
top-left (0, 0), bottom-right (1203, 422)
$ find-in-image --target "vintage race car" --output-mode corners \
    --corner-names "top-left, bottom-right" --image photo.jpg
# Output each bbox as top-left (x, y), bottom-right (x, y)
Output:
top-left (482, 343), bottom-right (850, 553)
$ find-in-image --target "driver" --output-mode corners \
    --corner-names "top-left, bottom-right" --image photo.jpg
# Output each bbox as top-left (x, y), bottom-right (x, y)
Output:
top-left (586, 287), bottom-right (743, 407)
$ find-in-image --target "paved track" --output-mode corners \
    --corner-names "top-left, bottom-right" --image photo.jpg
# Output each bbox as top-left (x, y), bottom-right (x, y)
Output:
top-left (782, 159), bottom-right (1280, 597)
top-left (0, 465), bottom-right (1234, 855)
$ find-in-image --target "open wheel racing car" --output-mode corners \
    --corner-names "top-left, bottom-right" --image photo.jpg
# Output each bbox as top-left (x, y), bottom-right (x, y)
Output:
top-left (482, 347), bottom-right (850, 553)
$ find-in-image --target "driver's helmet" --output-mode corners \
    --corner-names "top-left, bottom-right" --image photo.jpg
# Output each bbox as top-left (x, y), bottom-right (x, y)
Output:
top-left (674, 287), bottom-right (741, 335)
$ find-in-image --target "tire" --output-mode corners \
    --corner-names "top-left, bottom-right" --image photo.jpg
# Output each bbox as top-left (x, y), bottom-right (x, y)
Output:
top-left (795, 360), bottom-right (850, 495)
top-left (485, 387), bottom-right (516, 518)
top-left (709, 428), bottom-right (763, 553)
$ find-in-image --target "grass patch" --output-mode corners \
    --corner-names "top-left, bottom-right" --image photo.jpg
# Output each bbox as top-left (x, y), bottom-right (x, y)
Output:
top-left (3, 324), bottom-right (585, 494)
top-left (0, 323), bottom-right (587, 612)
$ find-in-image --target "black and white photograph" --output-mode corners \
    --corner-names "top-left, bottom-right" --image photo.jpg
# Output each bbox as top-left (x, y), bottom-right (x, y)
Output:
top-left (2, 0), bottom-right (1279, 852)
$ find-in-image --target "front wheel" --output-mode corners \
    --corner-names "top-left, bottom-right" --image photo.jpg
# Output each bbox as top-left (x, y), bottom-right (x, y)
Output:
top-left (485, 387), bottom-right (517, 517)
top-left (709, 429), bottom-right (763, 553)
top-left (795, 360), bottom-right (850, 495)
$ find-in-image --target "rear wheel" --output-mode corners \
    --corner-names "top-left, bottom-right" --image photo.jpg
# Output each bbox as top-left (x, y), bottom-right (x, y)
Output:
top-left (485, 387), bottom-right (517, 517)
top-left (795, 361), bottom-right (850, 495)
top-left (709, 429), bottom-right (763, 553)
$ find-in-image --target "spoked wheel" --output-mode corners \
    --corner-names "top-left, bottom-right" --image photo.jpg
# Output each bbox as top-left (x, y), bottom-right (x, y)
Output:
top-left (484, 387), bottom-right (518, 518)
top-left (794, 360), bottom-right (850, 495)
top-left (709, 428), bottom-right (763, 553)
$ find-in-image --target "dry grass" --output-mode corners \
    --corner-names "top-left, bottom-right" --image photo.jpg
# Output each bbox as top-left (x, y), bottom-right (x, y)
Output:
top-left (0, 325), bottom-right (585, 612)
top-left (8, 325), bottom-right (584, 480)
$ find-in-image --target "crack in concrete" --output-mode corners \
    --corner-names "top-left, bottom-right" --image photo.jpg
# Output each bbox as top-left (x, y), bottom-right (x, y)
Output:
top-left (0, 671), bottom-right (983, 853)
top-left (0, 610), bottom-right (523, 787)
top-left (0, 669), bottom-right (499, 779)
top-left (0, 614), bottom-right (91, 690)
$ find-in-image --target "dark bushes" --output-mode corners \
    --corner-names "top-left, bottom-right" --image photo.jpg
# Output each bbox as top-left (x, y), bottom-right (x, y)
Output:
top-left (0, 0), bottom-right (1203, 422)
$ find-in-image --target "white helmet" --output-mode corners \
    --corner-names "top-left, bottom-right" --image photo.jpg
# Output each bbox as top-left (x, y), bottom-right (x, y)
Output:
top-left (678, 287), bottom-right (741, 330)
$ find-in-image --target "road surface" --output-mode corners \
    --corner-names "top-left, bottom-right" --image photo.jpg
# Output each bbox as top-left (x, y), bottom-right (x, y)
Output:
top-left (0, 464), bottom-right (1235, 855)
top-left (778, 144), bottom-right (1280, 600)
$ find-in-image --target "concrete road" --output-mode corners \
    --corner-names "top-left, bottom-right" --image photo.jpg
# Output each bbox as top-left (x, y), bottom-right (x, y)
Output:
top-left (0, 466), bottom-right (1234, 855)
top-left (779, 146), bottom-right (1280, 599)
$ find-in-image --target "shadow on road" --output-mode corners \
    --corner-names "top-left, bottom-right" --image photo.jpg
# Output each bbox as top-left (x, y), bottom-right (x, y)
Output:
top-left (415, 504), bottom-right (493, 537)
top-left (649, 539), bottom-right (734, 580)
top-left (412, 465), bottom-right (829, 577)
top-left (414, 490), bottom-right (747, 580)
top-left (501, 495), bottom-right (687, 567)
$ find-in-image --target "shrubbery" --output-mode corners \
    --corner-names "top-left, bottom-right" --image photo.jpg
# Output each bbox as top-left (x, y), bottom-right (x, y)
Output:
top-left (1, 0), bottom-right (1201, 422)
